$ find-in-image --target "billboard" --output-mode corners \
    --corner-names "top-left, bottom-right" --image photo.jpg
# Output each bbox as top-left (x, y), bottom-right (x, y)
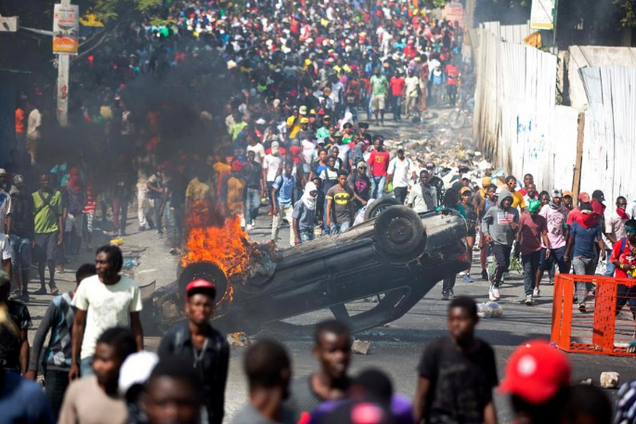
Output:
top-left (530, 0), bottom-right (556, 30)
top-left (53, 4), bottom-right (79, 54)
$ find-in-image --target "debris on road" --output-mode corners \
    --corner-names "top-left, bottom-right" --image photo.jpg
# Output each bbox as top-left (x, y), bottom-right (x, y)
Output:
top-left (600, 372), bottom-right (620, 389)
top-left (227, 332), bottom-right (251, 348)
top-left (352, 339), bottom-right (371, 355)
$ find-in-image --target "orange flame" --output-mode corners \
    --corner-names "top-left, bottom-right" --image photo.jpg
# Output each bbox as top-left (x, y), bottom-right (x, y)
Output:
top-left (181, 214), bottom-right (250, 276)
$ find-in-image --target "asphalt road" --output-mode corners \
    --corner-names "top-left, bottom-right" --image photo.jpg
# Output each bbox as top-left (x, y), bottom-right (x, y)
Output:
top-left (22, 115), bottom-right (636, 423)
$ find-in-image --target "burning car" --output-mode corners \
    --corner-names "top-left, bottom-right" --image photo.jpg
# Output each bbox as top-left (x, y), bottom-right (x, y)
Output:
top-left (150, 201), bottom-right (468, 334)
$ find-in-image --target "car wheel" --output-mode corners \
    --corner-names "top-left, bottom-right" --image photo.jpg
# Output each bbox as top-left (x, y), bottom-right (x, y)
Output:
top-left (363, 197), bottom-right (402, 221)
top-left (374, 206), bottom-right (426, 258)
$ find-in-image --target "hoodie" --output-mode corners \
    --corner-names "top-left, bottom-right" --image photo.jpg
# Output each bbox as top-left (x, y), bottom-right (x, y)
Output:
top-left (481, 189), bottom-right (519, 246)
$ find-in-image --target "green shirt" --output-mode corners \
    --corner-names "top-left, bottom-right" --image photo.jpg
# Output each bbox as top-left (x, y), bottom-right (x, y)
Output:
top-left (230, 121), bottom-right (248, 141)
top-left (33, 190), bottom-right (62, 234)
top-left (370, 75), bottom-right (388, 96)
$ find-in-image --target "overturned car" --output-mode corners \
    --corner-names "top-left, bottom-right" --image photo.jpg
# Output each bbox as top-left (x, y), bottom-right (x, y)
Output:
top-left (150, 201), bottom-right (468, 334)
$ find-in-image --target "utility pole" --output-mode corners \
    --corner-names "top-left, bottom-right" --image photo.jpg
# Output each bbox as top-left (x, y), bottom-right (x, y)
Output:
top-left (56, 0), bottom-right (71, 127)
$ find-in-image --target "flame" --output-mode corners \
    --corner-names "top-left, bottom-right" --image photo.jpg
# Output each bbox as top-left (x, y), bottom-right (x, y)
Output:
top-left (181, 201), bottom-right (250, 276)
top-left (181, 201), bottom-right (249, 314)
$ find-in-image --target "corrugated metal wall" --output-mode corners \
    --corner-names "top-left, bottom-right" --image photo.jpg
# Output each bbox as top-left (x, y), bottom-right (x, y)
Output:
top-left (580, 66), bottom-right (636, 203)
top-left (473, 27), bottom-right (579, 192)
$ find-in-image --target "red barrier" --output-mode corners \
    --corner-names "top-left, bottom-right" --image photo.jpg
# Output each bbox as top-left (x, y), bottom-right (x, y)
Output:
top-left (551, 274), bottom-right (636, 356)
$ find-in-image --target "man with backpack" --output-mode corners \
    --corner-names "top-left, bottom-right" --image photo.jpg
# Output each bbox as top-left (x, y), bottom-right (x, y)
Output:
top-left (32, 173), bottom-right (63, 295)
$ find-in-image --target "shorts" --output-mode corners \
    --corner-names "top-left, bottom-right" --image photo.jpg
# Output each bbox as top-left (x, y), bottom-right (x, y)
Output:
top-left (34, 232), bottom-right (59, 262)
top-left (9, 235), bottom-right (31, 272)
top-left (371, 95), bottom-right (386, 111)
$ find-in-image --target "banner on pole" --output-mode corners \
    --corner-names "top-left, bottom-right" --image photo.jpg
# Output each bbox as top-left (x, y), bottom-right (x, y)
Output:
top-left (53, 4), bottom-right (79, 54)
top-left (530, 0), bottom-right (556, 30)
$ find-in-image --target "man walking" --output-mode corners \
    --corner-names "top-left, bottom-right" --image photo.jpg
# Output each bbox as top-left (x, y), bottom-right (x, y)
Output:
top-left (368, 137), bottom-right (390, 200)
top-left (271, 162), bottom-right (296, 247)
top-left (292, 182), bottom-right (318, 245)
top-left (70, 245), bottom-right (143, 379)
top-left (481, 189), bottom-right (519, 301)
top-left (9, 174), bottom-right (33, 301)
top-left (243, 150), bottom-right (264, 231)
top-left (515, 200), bottom-right (549, 305)
top-left (370, 68), bottom-right (388, 126)
top-left (536, 190), bottom-right (570, 294)
top-left (413, 297), bottom-right (498, 424)
top-left (159, 278), bottom-right (229, 424)
top-left (33, 173), bottom-right (63, 295)
top-left (326, 171), bottom-right (354, 235)
top-left (387, 149), bottom-right (416, 204)
top-left (603, 196), bottom-right (630, 277)
top-left (389, 71), bottom-right (405, 122)
top-left (564, 203), bottom-right (606, 312)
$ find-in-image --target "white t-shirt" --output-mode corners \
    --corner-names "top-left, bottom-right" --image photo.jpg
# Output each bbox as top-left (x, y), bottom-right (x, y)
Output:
top-left (247, 143), bottom-right (266, 165)
top-left (0, 190), bottom-right (11, 234)
top-left (72, 275), bottom-right (142, 359)
top-left (0, 233), bottom-right (12, 260)
top-left (27, 109), bottom-right (42, 139)
top-left (405, 76), bottom-right (419, 97)
top-left (301, 139), bottom-right (316, 164)
top-left (262, 154), bottom-right (282, 182)
top-left (387, 157), bottom-right (413, 188)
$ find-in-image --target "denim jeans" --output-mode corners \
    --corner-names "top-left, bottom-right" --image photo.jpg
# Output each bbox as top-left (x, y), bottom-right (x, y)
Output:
top-left (9, 234), bottom-right (31, 272)
top-left (370, 176), bottom-right (386, 200)
top-left (604, 249), bottom-right (616, 277)
top-left (393, 187), bottom-right (408, 204)
top-left (80, 356), bottom-right (93, 377)
top-left (167, 205), bottom-right (183, 249)
top-left (299, 230), bottom-right (315, 243)
top-left (522, 251), bottom-right (541, 295)
top-left (442, 276), bottom-right (455, 294)
top-left (392, 95), bottom-right (402, 120)
top-left (329, 221), bottom-right (351, 235)
top-left (244, 188), bottom-right (261, 225)
top-left (539, 246), bottom-right (570, 273)
top-left (492, 244), bottom-right (512, 287)
top-left (45, 369), bottom-right (70, 418)
top-left (572, 256), bottom-right (597, 304)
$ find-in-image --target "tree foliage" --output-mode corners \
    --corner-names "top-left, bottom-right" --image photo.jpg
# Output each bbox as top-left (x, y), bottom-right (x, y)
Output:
top-left (613, 0), bottom-right (636, 27)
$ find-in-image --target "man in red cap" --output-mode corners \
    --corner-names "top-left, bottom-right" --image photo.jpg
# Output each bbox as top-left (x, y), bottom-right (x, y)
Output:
top-left (566, 191), bottom-right (591, 228)
top-left (159, 278), bottom-right (229, 424)
top-left (499, 340), bottom-right (571, 424)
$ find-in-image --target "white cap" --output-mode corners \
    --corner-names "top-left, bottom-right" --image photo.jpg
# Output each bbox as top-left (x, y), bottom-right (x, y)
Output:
top-left (118, 351), bottom-right (159, 396)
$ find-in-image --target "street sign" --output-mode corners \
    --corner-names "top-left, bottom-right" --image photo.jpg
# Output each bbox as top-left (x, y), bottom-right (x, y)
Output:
top-left (530, 0), bottom-right (556, 30)
top-left (0, 16), bottom-right (19, 32)
top-left (53, 4), bottom-right (79, 54)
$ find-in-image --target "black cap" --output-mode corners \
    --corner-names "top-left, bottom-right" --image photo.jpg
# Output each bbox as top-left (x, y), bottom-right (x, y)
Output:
top-left (592, 190), bottom-right (605, 202)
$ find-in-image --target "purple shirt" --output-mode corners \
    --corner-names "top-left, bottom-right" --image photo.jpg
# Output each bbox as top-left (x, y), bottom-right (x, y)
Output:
top-left (309, 394), bottom-right (414, 424)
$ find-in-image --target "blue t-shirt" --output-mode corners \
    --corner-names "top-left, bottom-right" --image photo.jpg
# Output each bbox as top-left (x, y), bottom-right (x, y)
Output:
top-left (571, 221), bottom-right (601, 258)
top-left (0, 372), bottom-right (54, 424)
top-left (272, 173), bottom-right (295, 207)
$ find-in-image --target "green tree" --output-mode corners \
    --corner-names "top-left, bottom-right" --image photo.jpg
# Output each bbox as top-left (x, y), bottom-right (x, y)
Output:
top-left (613, 0), bottom-right (636, 27)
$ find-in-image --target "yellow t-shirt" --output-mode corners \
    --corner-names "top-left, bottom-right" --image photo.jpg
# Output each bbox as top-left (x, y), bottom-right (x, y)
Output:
top-left (511, 191), bottom-right (526, 209)
top-left (227, 177), bottom-right (246, 213)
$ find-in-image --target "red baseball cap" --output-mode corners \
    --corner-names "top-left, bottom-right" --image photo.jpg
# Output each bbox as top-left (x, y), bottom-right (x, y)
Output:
top-left (499, 340), bottom-right (570, 404)
top-left (578, 192), bottom-right (591, 203)
top-left (185, 279), bottom-right (216, 299)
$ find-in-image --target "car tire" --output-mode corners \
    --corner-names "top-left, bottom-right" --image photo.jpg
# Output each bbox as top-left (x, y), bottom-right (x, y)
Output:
top-left (374, 206), bottom-right (426, 259)
top-left (363, 197), bottom-right (402, 221)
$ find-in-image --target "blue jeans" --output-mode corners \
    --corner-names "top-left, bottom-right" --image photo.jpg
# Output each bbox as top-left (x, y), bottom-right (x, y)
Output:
top-left (604, 249), bottom-right (616, 277)
top-left (330, 221), bottom-right (351, 235)
top-left (522, 251), bottom-right (541, 295)
top-left (167, 205), bottom-right (183, 249)
top-left (9, 235), bottom-right (31, 272)
top-left (80, 356), bottom-right (93, 377)
top-left (299, 230), bottom-right (315, 243)
top-left (370, 176), bottom-right (386, 200)
top-left (244, 188), bottom-right (261, 225)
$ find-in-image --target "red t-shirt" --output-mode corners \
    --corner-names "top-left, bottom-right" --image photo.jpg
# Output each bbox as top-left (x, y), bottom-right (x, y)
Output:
top-left (445, 64), bottom-right (458, 86)
top-left (390, 77), bottom-right (406, 96)
top-left (610, 237), bottom-right (636, 278)
top-left (368, 150), bottom-right (390, 177)
top-left (518, 213), bottom-right (548, 255)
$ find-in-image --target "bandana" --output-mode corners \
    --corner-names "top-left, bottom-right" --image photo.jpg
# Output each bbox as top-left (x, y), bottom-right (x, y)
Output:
top-left (528, 199), bottom-right (541, 213)
top-left (577, 213), bottom-right (598, 229)
top-left (301, 181), bottom-right (317, 210)
top-left (617, 207), bottom-right (630, 220)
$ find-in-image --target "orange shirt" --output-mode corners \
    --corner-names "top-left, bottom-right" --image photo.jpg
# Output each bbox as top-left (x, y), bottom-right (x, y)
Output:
top-left (15, 108), bottom-right (25, 134)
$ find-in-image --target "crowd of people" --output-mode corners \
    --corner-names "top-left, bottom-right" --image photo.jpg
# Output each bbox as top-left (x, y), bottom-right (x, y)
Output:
top-left (0, 248), bottom-right (630, 424)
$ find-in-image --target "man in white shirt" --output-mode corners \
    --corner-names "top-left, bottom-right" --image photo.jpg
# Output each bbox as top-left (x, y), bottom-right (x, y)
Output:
top-left (26, 105), bottom-right (42, 164)
top-left (69, 245), bottom-right (143, 379)
top-left (246, 134), bottom-right (266, 165)
top-left (262, 142), bottom-right (282, 216)
top-left (404, 70), bottom-right (420, 118)
top-left (387, 149), bottom-right (416, 204)
top-left (0, 169), bottom-right (12, 234)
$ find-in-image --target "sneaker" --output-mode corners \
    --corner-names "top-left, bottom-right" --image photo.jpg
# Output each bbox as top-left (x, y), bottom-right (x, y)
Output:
top-left (578, 303), bottom-right (586, 313)
top-left (481, 270), bottom-right (489, 281)
top-left (449, 290), bottom-right (455, 299)
top-left (157, 232), bottom-right (164, 239)
top-left (49, 284), bottom-right (59, 295)
top-left (10, 289), bottom-right (21, 298)
top-left (245, 224), bottom-right (254, 231)
top-left (34, 287), bottom-right (47, 295)
top-left (139, 225), bottom-right (147, 232)
top-left (55, 265), bottom-right (63, 272)
top-left (533, 288), bottom-right (541, 297)
top-left (490, 285), bottom-right (500, 300)
top-left (462, 274), bottom-right (474, 283)
top-left (441, 291), bottom-right (450, 301)
top-left (525, 295), bottom-right (534, 306)
top-left (169, 248), bottom-right (178, 256)
top-left (21, 292), bottom-right (30, 302)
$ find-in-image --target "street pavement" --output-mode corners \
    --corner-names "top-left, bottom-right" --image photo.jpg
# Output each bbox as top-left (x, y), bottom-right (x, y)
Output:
top-left (22, 114), bottom-right (636, 422)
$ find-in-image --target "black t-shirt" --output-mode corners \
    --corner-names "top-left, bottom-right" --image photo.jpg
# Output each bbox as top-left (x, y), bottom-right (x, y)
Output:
top-left (418, 337), bottom-right (498, 424)
top-left (0, 300), bottom-right (32, 372)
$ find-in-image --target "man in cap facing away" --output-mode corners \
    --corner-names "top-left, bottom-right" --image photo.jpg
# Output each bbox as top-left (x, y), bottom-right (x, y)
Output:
top-left (159, 279), bottom-right (229, 424)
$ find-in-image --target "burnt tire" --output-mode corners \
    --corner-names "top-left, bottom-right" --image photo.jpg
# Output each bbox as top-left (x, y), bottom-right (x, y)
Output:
top-left (363, 197), bottom-right (402, 221)
top-left (374, 206), bottom-right (426, 259)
